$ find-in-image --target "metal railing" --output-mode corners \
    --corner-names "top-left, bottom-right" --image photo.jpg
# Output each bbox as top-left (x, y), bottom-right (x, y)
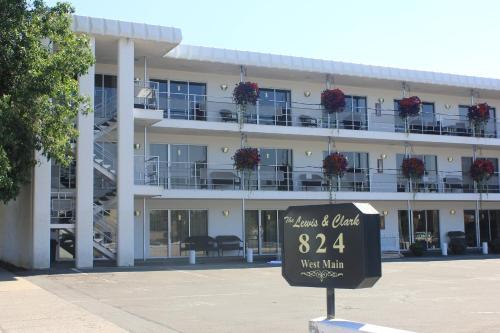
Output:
top-left (134, 80), bottom-right (160, 110)
top-left (94, 142), bottom-right (116, 174)
top-left (134, 159), bottom-right (500, 194)
top-left (93, 203), bottom-right (117, 254)
top-left (50, 192), bottom-right (75, 224)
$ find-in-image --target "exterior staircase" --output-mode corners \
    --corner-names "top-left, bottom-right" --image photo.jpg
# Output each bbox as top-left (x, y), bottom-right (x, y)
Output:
top-left (92, 94), bottom-right (118, 260)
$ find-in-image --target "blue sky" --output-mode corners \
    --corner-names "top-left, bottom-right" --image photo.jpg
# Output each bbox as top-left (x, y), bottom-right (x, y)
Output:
top-left (48, 0), bottom-right (500, 79)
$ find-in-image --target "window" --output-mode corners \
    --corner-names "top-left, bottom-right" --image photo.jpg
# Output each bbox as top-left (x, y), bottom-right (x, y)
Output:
top-left (398, 210), bottom-right (440, 250)
top-left (150, 80), bottom-right (207, 120)
top-left (94, 74), bottom-right (117, 119)
top-left (324, 95), bottom-right (367, 130)
top-left (464, 210), bottom-right (500, 247)
top-left (394, 100), bottom-right (435, 134)
top-left (258, 88), bottom-right (291, 126)
top-left (259, 148), bottom-right (293, 191)
top-left (149, 144), bottom-right (207, 188)
top-left (170, 209), bottom-right (208, 257)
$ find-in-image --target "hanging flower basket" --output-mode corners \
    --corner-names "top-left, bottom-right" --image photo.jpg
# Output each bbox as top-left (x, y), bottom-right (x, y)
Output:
top-left (321, 89), bottom-right (346, 113)
top-left (401, 157), bottom-right (425, 180)
top-left (323, 152), bottom-right (348, 179)
top-left (468, 103), bottom-right (490, 129)
top-left (233, 147), bottom-right (260, 172)
top-left (399, 96), bottom-right (422, 118)
top-left (470, 159), bottom-right (494, 183)
top-left (233, 82), bottom-right (259, 107)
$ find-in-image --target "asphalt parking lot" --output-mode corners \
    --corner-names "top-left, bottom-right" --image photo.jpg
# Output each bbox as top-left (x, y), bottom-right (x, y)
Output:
top-left (13, 257), bottom-right (500, 333)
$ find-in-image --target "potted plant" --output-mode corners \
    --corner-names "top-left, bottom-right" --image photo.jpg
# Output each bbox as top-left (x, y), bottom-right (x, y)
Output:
top-left (323, 152), bottom-right (348, 202)
top-left (401, 157), bottom-right (425, 181)
top-left (399, 96), bottom-right (422, 118)
top-left (470, 159), bottom-right (495, 192)
top-left (233, 147), bottom-right (260, 190)
top-left (233, 81), bottom-right (259, 116)
top-left (321, 88), bottom-right (346, 113)
top-left (468, 103), bottom-right (490, 136)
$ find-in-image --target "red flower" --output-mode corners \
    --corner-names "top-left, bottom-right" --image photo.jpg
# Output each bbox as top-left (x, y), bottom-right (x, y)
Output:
top-left (401, 157), bottom-right (425, 180)
top-left (323, 152), bottom-right (348, 178)
top-left (470, 159), bottom-right (494, 183)
top-left (321, 89), bottom-right (346, 113)
top-left (233, 147), bottom-right (260, 171)
top-left (399, 96), bottom-right (422, 118)
top-left (233, 82), bottom-right (259, 106)
top-left (468, 103), bottom-right (490, 124)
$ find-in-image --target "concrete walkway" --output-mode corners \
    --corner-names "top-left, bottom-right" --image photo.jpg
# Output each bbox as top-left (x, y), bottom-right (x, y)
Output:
top-left (0, 268), bottom-right (125, 333)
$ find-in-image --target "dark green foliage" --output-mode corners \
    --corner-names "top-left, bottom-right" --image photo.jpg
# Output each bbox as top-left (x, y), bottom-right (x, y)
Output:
top-left (0, 0), bottom-right (94, 203)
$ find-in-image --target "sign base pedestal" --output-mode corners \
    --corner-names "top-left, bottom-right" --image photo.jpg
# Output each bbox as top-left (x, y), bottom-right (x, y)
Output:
top-left (309, 317), bottom-right (415, 333)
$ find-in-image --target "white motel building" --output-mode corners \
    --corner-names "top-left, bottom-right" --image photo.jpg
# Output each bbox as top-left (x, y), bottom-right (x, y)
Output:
top-left (1, 15), bottom-right (500, 269)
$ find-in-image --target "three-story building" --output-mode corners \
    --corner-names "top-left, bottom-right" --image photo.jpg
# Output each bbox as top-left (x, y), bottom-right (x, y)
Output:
top-left (1, 15), bottom-right (499, 269)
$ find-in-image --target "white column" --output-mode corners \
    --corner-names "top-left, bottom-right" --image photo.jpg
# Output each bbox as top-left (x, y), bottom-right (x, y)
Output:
top-left (76, 37), bottom-right (95, 268)
top-left (117, 38), bottom-right (135, 266)
top-left (32, 152), bottom-right (51, 269)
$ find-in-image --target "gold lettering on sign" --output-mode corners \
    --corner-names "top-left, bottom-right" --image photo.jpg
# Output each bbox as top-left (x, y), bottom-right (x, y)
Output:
top-left (332, 214), bottom-right (360, 228)
top-left (321, 215), bottom-right (329, 227)
top-left (284, 216), bottom-right (318, 228)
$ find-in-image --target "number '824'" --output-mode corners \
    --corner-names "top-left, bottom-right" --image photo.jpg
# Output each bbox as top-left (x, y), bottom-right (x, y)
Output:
top-left (298, 233), bottom-right (345, 254)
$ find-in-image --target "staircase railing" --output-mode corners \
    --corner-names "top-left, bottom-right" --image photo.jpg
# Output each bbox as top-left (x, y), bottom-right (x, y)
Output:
top-left (93, 203), bottom-right (117, 255)
top-left (94, 142), bottom-right (116, 176)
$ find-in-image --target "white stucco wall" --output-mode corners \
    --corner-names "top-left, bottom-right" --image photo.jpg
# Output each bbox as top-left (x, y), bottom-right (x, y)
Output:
top-left (0, 184), bottom-right (33, 268)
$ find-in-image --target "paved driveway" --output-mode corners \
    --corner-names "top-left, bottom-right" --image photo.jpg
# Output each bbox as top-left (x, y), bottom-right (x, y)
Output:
top-left (13, 257), bottom-right (500, 333)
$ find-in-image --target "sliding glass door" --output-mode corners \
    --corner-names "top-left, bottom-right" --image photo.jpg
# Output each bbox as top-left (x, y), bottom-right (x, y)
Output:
top-left (244, 210), bottom-right (285, 255)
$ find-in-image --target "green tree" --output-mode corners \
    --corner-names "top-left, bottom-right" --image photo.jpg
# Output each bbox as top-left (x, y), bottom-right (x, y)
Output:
top-left (0, 0), bottom-right (94, 203)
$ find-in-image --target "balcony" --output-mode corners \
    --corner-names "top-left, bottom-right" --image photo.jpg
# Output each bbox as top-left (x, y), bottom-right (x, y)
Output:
top-left (133, 80), bottom-right (163, 125)
top-left (152, 93), bottom-right (499, 140)
top-left (134, 157), bottom-right (500, 195)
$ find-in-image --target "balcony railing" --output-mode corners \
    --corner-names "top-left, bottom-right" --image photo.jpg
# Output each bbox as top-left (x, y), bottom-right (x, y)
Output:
top-left (154, 92), bottom-right (499, 139)
top-left (134, 80), bottom-right (160, 110)
top-left (134, 158), bottom-right (500, 194)
top-left (96, 81), bottom-right (499, 139)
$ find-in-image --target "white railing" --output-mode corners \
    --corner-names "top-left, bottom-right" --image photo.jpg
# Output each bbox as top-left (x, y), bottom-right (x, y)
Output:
top-left (134, 80), bottom-right (160, 110)
top-left (50, 192), bottom-right (75, 224)
top-left (133, 160), bottom-right (500, 194)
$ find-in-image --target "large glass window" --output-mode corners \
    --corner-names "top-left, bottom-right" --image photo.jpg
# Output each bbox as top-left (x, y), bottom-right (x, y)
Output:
top-left (259, 148), bottom-right (293, 191)
top-left (149, 209), bottom-right (208, 258)
top-left (398, 210), bottom-right (440, 249)
top-left (154, 80), bottom-right (206, 120)
top-left (258, 88), bottom-right (291, 126)
top-left (244, 209), bottom-right (285, 255)
top-left (149, 144), bottom-right (207, 189)
top-left (394, 100), bottom-right (435, 134)
top-left (461, 157), bottom-right (499, 193)
top-left (464, 210), bottom-right (500, 247)
top-left (94, 74), bottom-right (117, 120)
top-left (323, 95), bottom-right (367, 130)
top-left (149, 210), bottom-right (169, 257)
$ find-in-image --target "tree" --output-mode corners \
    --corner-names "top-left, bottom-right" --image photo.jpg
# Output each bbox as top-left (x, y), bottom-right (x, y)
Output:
top-left (0, 0), bottom-right (94, 203)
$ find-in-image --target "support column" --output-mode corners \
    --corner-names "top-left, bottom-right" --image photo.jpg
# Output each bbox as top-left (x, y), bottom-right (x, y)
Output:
top-left (76, 37), bottom-right (95, 268)
top-left (117, 38), bottom-right (135, 266)
top-left (32, 152), bottom-right (51, 269)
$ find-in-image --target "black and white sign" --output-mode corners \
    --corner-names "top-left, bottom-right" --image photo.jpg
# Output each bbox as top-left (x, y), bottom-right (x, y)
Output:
top-left (281, 203), bottom-right (382, 289)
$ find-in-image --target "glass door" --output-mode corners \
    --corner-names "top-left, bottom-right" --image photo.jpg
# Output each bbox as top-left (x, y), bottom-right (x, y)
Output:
top-left (245, 210), bottom-right (260, 253)
top-left (258, 88), bottom-right (291, 126)
top-left (464, 210), bottom-right (477, 247)
top-left (149, 210), bottom-right (169, 257)
top-left (245, 210), bottom-right (282, 255)
top-left (260, 210), bottom-right (278, 254)
top-left (259, 148), bottom-right (292, 191)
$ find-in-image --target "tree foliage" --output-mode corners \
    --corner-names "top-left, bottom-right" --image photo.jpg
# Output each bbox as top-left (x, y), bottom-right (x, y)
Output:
top-left (0, 0), bottom-right (94, 203)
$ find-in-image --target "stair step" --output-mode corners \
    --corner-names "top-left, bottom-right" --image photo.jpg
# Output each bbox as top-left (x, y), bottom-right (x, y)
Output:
top-left (94, 158), bottom-right (103, 164)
